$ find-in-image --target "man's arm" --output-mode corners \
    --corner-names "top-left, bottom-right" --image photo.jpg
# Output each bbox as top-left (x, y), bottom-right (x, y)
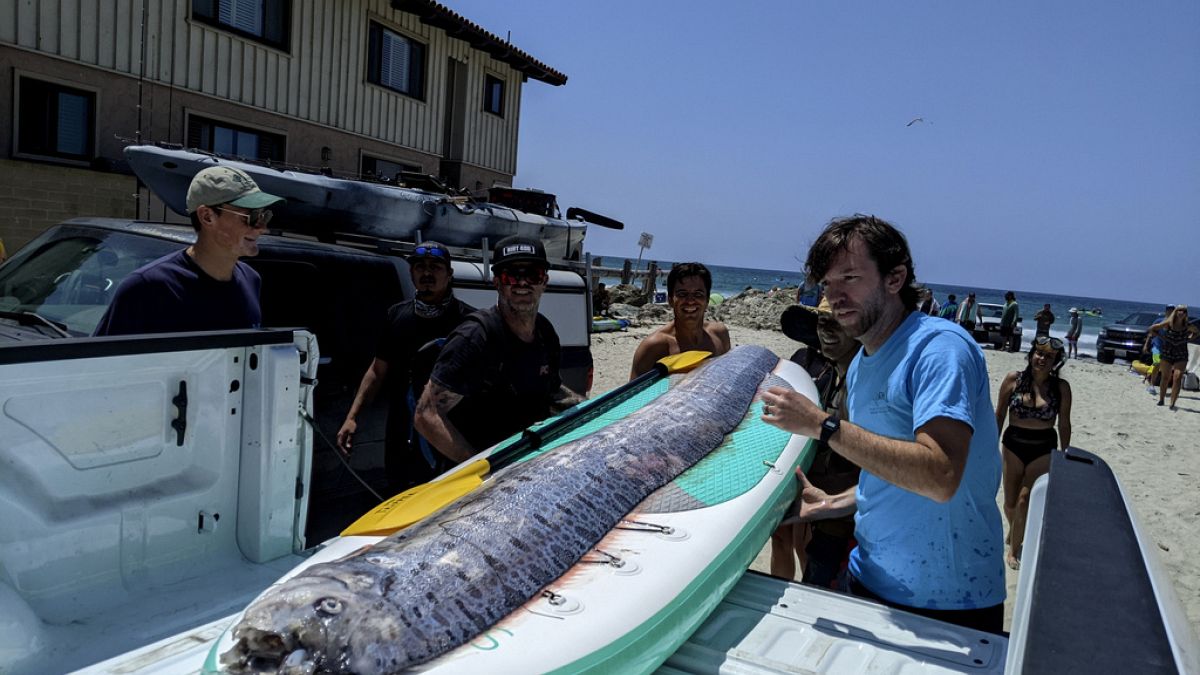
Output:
top-left (780, 470), bottom-right (857, 525)
top-left (762, 388), bottom-right (972, 503)
top-left (629, 333), bottom-right (670, 380)
top-left (709, 321), bottom-right (732, 357)
top-left (336, 358), bottom-right (389, 453)
top-left (413, 380), bottom-right (475, 464)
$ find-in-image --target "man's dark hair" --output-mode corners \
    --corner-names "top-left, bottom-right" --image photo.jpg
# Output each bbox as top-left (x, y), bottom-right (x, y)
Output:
top-left (948, 294), bottom-right (957, 302)
top-left (1005, 291), bottom-right (1016, 301)
top-left (804, 214), bottom-right (918, 311)
top-left (667, 262), bottom-right (712, 297)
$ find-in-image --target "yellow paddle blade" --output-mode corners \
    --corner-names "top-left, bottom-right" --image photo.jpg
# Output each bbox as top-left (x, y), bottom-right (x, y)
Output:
top-left (340, 459), bottom-right (490, 536)
top-left (659, 350), bottom-right (712, 374)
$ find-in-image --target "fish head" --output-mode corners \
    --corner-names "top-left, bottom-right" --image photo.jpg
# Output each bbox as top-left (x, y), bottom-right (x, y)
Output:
top-left (221, 569), bottom-right (409, 674)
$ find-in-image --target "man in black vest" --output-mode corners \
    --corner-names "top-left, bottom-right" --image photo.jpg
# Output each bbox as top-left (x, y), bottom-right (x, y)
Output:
top-left (415, 235), bottom-right (585, 463)
top-left (336, 241), bottom-right (476, 490)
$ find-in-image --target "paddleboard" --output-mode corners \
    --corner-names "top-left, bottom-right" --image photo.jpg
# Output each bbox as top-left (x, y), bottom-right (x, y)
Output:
top-left (591, 317), bottom-right (628, 333)
top-left (204, 357), bottom-right (817, 674)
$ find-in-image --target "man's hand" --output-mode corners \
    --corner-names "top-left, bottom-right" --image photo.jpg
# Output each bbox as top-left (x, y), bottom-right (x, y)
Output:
top-left (760, 385), bottom-right (826, 438)
top-left (781, 470), bottom-right (856, 525)
top-left (335, 418), bottom-right (356, 455)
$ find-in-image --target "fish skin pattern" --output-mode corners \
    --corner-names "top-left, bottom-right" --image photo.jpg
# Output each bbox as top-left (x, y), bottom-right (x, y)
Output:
top-left (222, 345), bottom-right (778, 674)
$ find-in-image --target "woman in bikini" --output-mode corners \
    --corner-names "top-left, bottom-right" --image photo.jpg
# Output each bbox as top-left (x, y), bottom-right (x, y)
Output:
top-left (995, 336), bottom-right (1073, 570)
top-left (1147, 306), bottom-right (1199, 411)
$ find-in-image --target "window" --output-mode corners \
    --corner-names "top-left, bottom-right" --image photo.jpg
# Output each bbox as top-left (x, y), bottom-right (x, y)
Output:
top-left (187, 115), bottom-right (286, 161)
top-left (16, 77), bottom-right (96, 161)
top-left (483, 75), bottom-right (505, 117)
top-left (192, 0), bottom-right (291, 51)
top-left (367, 22), bottom-right (425, 99)
top-left (361, 155), bottom-right (420, 183)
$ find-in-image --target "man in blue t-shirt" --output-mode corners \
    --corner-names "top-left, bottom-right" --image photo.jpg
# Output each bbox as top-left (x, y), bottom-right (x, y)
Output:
top-left (762, 214), bottom-right (1005, 634)
top-left (93, 166), bottom-right (283, 336)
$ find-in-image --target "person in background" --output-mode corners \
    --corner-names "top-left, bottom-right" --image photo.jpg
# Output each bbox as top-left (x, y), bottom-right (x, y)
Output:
top-left (1066, 307), bottom-right (1083, 359)
top-left (770, 296), bottom-right (861, 586)
top-left (415, 236), bottom-right (585, 462)
top-left (1001, 291), bottom-right (1020, 352)
top-left (94, 166), bottom-right (283, 336)
top-left (629, 262), bottom-right (731, 378)
top-left (917, 287), bottom-right (940, 315)
top-left (995, 336), bottom-right (1072, 570)
top-left (1146, 306), bottom-right (1200, 411)
top-left (762, 214), bottom-right (1005, 634)
top-left (593, 282), bottom-right (611, 316)
top-left (957, 291), bottom-right (980, 332)
top-left (336, 242), bottom-right (476, 491)
top-left (1141, 305), bottom-right (1173, 394)
top-left (939, 293), bottom-right (959, 320)
top-left (1033, 303), bottom-right (1055, 339)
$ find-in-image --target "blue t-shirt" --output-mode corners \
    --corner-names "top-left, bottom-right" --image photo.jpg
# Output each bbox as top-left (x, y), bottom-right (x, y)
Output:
top-left (846, 312), bottom-right (1005, 610)
top-left (93, 249), bottom-right (262, 336)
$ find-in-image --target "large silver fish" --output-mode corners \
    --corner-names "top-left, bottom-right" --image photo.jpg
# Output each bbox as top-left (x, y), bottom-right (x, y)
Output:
top-left (222, 345), bottom-right (778, 674)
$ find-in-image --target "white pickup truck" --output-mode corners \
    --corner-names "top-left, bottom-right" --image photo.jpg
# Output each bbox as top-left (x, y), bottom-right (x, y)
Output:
top-left (2, 327), bottom-right (1196, 674)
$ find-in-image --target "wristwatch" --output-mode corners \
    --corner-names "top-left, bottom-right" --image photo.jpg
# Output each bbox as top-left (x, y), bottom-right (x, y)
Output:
top-left (819, 415), bottom-right (841, 444)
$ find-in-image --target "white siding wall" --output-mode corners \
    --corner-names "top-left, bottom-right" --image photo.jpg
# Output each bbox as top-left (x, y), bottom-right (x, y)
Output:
top-left (0, 0), bottom-right (525, 174)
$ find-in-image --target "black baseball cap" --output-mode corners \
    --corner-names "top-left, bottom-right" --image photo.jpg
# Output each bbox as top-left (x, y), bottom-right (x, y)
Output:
top-left (492, 235), bottom-right (548, 271)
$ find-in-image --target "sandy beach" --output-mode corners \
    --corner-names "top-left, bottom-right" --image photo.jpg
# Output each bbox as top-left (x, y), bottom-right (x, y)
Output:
top-left (588, 321), bottom-right (1200, 634)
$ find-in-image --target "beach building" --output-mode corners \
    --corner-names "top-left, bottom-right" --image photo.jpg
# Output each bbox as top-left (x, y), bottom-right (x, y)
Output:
top-left (0, 0), bottom-right (566, 251)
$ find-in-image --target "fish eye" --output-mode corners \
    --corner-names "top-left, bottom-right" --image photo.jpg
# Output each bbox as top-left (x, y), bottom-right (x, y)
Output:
top-left (315, 597), bottom-right (343, 615)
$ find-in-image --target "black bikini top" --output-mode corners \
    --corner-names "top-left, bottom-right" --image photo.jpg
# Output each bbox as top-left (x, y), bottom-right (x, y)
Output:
top-left (1009, 371), bottom-right (1060, 421)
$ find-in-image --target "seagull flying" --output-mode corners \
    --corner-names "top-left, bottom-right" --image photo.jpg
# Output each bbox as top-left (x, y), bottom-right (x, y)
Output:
top-left (906, 117), bottom-right (925, 127)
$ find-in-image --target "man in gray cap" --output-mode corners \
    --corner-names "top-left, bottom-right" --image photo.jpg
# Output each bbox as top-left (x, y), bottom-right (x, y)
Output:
top-left (94, 166), bottom-right (283, 335)
top-left (336, 241), bottom-right (477, 490)
top-left (415, 235), bottom-right (585, 462)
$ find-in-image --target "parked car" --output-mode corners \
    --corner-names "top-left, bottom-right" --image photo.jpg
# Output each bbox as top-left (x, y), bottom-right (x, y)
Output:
top-left (0, 218), bottom-right (594, 540)
top-left (1095, 309), bottom-right (1200, 364)
top-left (973, 302), bottom-right (1023, 350)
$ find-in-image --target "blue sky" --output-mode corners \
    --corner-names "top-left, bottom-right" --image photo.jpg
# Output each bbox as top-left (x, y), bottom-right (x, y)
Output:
top-left (450, 1), bottom-right (1199, 305)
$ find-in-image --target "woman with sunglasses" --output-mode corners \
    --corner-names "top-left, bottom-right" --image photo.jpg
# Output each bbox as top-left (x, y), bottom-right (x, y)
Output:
top-left (994, 335), bottom-right (1072, 570)
top-left (1146, 306), bottom-right (1199, 411)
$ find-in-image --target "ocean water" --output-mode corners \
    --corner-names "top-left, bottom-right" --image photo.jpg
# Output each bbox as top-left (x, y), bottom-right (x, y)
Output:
top-left (597, 258), bottom-right (1176, 358)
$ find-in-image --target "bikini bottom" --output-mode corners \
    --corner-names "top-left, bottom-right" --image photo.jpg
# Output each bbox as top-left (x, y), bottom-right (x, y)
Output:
top-left (1002, 426), bottom-right (1058, 466)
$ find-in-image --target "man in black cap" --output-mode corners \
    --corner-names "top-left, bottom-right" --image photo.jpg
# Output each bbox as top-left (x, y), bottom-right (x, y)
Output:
top-left (336, 241), bottom-right (476, 490)
top-left (415, 235), bottom-right (585, 462)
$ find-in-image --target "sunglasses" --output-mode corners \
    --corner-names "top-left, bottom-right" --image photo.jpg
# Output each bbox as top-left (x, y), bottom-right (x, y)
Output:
top-left (497, 267), bottom-right (548, 286)
top-left (1034, 336), bottom-right (1064, 350)
top-left (671, 290), bottom-right (708, 301)
top-left (215, 206), bottom-right (273, 229)
top-left (413, 245), bottom-right (449, 259)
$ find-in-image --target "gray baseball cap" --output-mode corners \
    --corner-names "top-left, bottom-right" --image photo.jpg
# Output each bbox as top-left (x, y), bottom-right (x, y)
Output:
top-left (185, 166), bottom-right (284, 214)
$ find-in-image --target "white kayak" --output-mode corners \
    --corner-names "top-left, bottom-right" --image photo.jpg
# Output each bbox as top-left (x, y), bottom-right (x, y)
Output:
top-left (124, 145), bottom-right (590, 258)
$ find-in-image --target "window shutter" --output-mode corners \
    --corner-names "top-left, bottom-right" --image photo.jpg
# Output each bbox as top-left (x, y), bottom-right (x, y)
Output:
top-left (55, 92), bottom-right (89, 156)
top-left (220, 0), bottom-right (263, 36)
top-left (382, 31), bottom-right (410, 92)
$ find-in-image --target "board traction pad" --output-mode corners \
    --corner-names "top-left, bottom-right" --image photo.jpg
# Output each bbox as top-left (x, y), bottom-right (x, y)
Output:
top-left (501, 372), bottom-right (795, 513)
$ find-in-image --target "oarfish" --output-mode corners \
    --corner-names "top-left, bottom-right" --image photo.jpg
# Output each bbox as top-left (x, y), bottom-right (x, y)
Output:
top-left (221, 345), bottom-right (778, 674)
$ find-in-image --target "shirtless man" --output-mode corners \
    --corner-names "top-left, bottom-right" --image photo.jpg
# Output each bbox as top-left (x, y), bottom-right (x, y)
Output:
top-left (629, 262), bottom-right (731, 378)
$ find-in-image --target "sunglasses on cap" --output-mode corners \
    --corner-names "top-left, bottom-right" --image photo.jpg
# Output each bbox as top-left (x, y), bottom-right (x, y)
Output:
top-left (497, 267), bottom-right (548, 286)
top-left (215, 206), bottom-right (273, 229)
top-left (413, 245), bottom-right (449, 259)
top-left (1034, 336), bottom-right (1064, 350)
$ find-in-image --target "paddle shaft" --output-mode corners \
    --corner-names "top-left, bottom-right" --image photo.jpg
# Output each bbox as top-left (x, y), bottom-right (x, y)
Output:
top-left (483, 361), bottom-right (669, 475)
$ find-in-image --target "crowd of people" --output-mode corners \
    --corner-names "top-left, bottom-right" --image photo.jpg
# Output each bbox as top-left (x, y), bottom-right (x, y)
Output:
top-left (90, 165), bottom-right (1183, 639)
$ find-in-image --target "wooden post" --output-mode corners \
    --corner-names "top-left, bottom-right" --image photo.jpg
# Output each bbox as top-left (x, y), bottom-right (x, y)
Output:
top-left (644, 261), bottom-right (659, 298)
top-left (621, 259), bottom-right (633, 285)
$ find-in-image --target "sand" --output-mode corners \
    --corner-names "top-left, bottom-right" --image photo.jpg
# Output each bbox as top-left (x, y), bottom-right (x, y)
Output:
top-left (588, 323), bottom-right (1200, 634)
